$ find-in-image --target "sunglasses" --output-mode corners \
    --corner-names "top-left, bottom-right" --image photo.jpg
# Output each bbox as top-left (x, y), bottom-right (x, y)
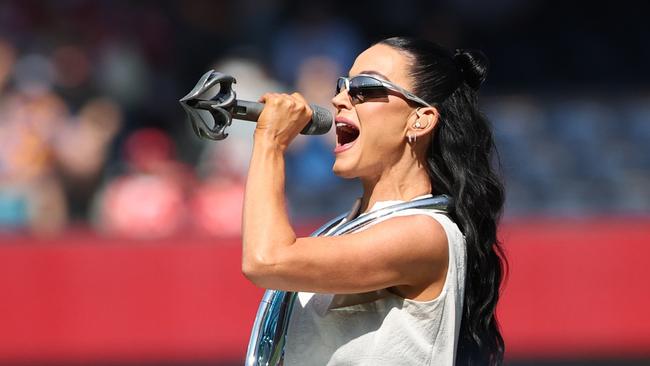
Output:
top-left (336, 74), bottom-right (432, 107)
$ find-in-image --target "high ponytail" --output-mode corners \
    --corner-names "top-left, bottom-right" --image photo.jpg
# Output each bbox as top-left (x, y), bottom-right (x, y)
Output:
top-left (378, 37), bottom-right (507, 366)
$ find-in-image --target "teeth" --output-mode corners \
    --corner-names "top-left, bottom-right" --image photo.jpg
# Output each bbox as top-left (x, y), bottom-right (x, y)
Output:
top-left (336, 122), bottom-right (357, 129)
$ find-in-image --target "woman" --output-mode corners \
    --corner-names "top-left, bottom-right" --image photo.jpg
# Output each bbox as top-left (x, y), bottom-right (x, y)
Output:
top-left (242, 36), bottom-right (506, 365)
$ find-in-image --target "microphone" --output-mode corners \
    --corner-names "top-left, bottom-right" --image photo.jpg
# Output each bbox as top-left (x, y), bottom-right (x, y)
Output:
top-left (180, 70), bottom-right (332, 140)
top-left (223, 100), bottom-right (332, 136)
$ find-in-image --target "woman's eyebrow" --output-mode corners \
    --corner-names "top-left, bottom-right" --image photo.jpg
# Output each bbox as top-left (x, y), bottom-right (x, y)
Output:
top-left (351, 70), bottom-right (391, 81)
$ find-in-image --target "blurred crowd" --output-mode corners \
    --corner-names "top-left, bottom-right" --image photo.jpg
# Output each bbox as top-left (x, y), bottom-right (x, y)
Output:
top-left (0, 0), bottom-right (648, 238)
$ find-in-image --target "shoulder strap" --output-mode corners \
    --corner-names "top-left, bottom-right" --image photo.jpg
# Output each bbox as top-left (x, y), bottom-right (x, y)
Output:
top-left (311, 194), bottom-right (452, 238)
top-left (327, 194), bottom-right (452, 236)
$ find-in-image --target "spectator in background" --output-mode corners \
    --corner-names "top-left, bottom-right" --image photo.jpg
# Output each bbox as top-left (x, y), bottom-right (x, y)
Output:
top-left (54, 98), bottom-right (123, 222)
top-left (94, 128), bottom-right (195, 239)
top-left (0, 89), bottom-right (69, 234)
top-left (190, 145), bottom-right (246, 238)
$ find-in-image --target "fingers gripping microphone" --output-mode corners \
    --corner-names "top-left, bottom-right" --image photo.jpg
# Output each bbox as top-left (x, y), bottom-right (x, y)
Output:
top-left (231, 100), bottom-right (333, 136)
top-left (179, 70), bottom-right (333, 140)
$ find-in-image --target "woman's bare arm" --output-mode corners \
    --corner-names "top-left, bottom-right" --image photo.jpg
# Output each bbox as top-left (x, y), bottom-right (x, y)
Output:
top-left (241, 93), bottom-right (448, 294)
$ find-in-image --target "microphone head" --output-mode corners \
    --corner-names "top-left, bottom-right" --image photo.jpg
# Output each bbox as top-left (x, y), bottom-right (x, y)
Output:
top-left (301, 104), bottom-right (333, 135)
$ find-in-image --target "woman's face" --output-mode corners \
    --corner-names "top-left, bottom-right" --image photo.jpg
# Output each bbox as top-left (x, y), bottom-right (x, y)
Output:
top-left (331, 44), bottom-right (417, 179)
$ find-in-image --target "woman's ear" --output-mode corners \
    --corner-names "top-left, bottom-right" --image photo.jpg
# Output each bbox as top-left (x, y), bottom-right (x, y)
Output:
top-left (408, 106), bottom-right (439, 140)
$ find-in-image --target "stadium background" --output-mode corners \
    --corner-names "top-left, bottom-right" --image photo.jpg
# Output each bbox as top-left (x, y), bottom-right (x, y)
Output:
top-left (0, 1), bottom-right (649, 365)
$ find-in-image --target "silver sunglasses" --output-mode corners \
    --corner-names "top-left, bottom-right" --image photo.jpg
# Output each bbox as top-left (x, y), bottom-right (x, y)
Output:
top-left (336, 74), bottom-right (432, 107)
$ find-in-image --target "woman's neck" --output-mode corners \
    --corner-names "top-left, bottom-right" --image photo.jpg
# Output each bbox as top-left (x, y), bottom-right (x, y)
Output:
top-left (359, 156), bottom-right (432, 214)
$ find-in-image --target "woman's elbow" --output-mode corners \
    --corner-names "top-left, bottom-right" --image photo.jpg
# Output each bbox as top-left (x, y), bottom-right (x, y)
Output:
top-left (241, 252), bottom-right (278, 286)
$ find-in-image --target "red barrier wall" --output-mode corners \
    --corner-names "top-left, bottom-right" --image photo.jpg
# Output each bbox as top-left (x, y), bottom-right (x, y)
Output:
top-left (0, 218), bottom-right (649, 364)
top-left (497, 218), bottom-right (650, 360)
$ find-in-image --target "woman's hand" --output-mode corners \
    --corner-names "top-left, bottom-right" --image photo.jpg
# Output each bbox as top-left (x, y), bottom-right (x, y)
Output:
top-left (255, 92), bottom-right (313, 151)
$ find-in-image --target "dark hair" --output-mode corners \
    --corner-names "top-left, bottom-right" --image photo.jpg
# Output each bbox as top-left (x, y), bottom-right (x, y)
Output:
top-left (378, 36), bottom-right (507, 366)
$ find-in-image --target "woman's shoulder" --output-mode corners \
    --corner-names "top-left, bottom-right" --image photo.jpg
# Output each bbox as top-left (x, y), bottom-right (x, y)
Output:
top-left (368, 207), bottom-right (464, 244)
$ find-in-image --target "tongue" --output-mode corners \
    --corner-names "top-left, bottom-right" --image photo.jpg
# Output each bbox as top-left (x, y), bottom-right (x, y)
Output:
top-left (338, 127), bottom-right (359, 145)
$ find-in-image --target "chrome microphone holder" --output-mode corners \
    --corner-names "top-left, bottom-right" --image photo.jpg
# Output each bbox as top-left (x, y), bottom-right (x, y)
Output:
top-left (179, 70), bottom-right (254, 140)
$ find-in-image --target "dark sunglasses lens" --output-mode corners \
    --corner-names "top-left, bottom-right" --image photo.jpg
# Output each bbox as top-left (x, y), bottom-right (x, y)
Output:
top-left (351, 76), bottom-right (383, 89)
top-left (349, 77), bottom-right (387, 100)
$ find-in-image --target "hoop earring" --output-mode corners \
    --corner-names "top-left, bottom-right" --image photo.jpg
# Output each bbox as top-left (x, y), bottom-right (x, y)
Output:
top-left (407, 133), bottom-right (417, 144)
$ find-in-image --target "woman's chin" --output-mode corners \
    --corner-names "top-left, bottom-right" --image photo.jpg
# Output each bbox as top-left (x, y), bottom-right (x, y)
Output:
top-left (332, 159), bottom-right (358, 179)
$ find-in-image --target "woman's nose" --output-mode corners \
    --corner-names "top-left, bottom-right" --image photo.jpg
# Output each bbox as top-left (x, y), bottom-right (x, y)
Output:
top-left (331, 89), bottom-right (352, 111)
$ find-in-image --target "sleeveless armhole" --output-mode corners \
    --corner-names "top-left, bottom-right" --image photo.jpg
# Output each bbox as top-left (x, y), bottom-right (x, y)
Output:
top-left (375, 209), bottom-right (465, 305)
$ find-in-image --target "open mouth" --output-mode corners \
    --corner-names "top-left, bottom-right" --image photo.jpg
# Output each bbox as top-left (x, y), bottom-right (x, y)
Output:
top-left (336, 121), bottom-right (360, 148)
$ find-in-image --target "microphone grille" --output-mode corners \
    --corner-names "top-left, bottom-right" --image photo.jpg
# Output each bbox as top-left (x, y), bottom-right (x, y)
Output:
top-left (301, 104), bottom-right (333, 135)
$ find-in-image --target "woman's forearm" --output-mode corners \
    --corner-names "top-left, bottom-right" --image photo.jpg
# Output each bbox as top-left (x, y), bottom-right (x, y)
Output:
top-left (241, 132), bottom-right (297, 278)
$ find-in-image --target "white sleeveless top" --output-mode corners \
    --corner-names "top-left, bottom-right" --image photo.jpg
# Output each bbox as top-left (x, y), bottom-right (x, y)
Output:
top-left (284, 194), bottom-right (467, 365)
